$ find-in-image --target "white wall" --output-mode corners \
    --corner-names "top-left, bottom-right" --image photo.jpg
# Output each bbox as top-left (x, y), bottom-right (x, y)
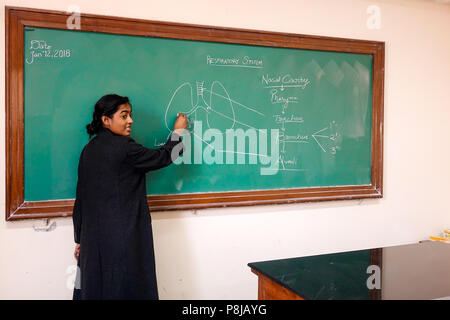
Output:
top-left (1, 0), bottom-right (449, 299)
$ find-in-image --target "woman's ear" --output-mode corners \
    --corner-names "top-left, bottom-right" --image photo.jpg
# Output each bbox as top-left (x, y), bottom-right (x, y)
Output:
top-left (101, 115), bottom-right (110, 128)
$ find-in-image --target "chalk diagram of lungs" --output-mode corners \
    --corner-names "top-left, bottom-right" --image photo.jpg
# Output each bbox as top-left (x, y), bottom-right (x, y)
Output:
top-left (164, 81), bottom-right (264, 133)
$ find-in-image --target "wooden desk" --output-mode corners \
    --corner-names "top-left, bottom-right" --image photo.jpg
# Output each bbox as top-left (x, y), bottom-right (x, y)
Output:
top-left (248, 249), bottom-right (382, 300)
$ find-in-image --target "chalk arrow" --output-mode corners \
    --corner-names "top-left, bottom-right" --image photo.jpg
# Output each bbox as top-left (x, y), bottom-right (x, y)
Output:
top-left (312, 127), bottom-right (329, 153)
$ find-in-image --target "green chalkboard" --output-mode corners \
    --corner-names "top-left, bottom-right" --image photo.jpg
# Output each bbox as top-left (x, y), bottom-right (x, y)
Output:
top-left (23, 27), bottom-right (374, 202)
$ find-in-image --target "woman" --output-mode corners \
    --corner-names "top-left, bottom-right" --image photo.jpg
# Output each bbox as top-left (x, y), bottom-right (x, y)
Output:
top-left (72, 94), bottom-right (187, 300)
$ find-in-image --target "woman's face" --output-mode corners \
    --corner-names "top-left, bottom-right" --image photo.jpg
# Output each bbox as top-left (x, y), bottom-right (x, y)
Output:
top-left (102, 103), bottom-right (133, 136)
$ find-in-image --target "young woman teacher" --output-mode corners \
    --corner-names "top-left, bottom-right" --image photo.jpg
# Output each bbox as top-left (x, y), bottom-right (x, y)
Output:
top-left (72, 94), bottom-right (187, 300)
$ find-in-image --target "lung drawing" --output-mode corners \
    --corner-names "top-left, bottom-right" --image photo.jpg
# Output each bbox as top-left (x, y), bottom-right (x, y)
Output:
top-left (165, 81), bottom-right (236, 132)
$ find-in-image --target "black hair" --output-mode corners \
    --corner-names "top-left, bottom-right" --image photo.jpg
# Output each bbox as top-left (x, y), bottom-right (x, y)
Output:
top-left (86, 94), bottom-right (130, 138)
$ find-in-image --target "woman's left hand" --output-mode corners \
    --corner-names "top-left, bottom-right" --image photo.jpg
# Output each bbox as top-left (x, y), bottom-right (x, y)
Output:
top-left (74, 244), bottom-right (80, 261)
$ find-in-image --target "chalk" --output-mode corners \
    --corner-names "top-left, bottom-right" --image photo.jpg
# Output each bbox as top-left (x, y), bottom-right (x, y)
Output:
top-left (429, 236), bottom-right (450, 243)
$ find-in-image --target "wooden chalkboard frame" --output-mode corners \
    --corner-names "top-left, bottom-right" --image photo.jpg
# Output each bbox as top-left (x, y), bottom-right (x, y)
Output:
top-left (5, 6), bottom-right (384, 220)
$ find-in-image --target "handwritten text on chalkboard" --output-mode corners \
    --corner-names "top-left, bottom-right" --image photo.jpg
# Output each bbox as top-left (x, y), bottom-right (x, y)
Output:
top-left (206, 55), bottom-right (263, 68)
top-left (26, 40), bottom-right (71, 64)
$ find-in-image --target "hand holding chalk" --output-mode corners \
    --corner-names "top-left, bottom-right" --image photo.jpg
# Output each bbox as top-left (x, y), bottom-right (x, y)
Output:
top-left (174, 113), bottom-right (188, 136)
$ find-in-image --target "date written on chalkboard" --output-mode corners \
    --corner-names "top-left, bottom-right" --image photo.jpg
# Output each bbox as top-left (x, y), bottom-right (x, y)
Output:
top-left (25, 40), bottom-right (71, 65)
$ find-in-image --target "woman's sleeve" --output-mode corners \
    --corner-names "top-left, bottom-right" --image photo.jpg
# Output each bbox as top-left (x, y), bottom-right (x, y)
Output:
top-left (72, 150), bottom-right (84, 244)
top-left (125, 132), bottom-right (183, 173)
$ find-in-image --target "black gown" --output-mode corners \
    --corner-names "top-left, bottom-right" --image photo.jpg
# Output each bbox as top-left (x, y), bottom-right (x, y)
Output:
top-left (72, 127), bottom-right (183, 300)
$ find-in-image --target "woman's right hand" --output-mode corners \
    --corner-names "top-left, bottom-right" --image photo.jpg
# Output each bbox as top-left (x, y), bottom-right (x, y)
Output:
top-left (174, 113), bottom-right (188, 136)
